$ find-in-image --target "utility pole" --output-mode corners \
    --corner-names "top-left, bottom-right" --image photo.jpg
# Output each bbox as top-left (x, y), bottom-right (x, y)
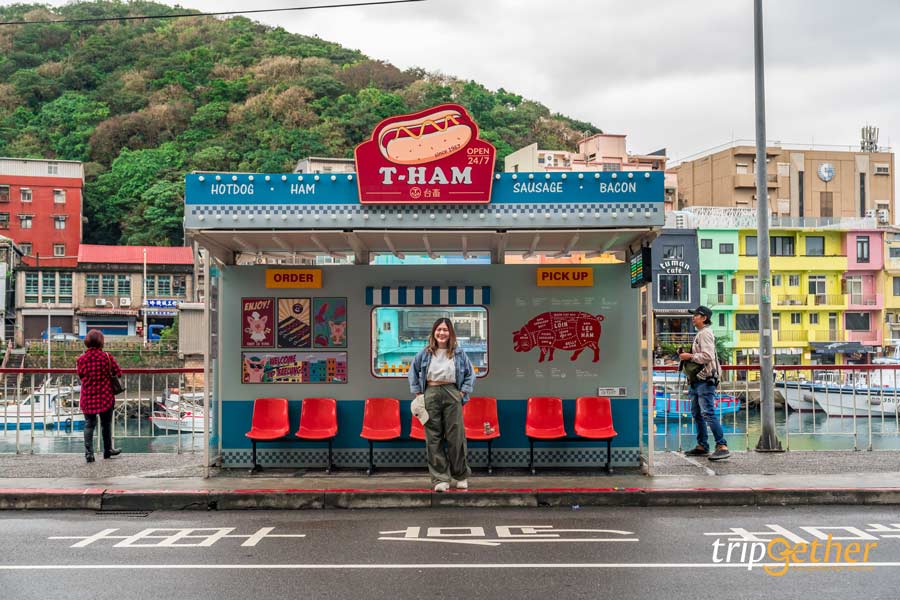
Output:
top-left (753, 0), bottom-right (783, 452)
top-left (143, 248), bottom-right (148, 343)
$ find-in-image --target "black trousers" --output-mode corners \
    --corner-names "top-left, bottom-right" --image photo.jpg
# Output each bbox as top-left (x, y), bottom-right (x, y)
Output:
top-left (83, 406), bottom-right (114, 456)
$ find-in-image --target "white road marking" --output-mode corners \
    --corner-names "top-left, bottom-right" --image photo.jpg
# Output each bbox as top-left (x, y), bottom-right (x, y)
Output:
top-left (676, 452), bottom-right (716, 476)
top-left (1, 562), bottom-right (899, 570)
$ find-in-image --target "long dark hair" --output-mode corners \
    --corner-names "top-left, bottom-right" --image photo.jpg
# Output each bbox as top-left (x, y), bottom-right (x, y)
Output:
top-left (426, 317), bottom-right (458, 355)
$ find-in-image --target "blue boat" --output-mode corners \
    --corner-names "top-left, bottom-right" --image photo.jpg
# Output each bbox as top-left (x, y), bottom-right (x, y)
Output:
top-left (645, 373), bottom-right (741, 421)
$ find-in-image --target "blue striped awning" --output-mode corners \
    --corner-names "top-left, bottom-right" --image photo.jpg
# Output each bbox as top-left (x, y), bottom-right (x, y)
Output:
top-left (365, 286), bottom-right (491, 306)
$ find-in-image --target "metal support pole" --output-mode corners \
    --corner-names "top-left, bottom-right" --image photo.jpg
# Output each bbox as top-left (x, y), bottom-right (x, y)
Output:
top-left (753, 0), bottom-right (783, 452)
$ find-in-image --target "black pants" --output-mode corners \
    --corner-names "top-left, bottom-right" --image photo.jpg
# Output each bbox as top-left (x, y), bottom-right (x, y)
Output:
top-left (84, 407), bottom-right (114, 456)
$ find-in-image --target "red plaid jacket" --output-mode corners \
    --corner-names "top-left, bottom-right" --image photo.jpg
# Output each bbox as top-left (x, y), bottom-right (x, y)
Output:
top-left (76, 348), bottom-right (122, 414)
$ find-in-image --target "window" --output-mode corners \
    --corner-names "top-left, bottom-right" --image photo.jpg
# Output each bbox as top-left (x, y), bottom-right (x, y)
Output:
top-left (20, 242), bottom-right (32, 256)
top-left (371, 307), bottom-right (488, 378)
top-left (894, 277), bottom-right (900, 297)
top-left (770, 236), bottom-right (795, 256)
top-left (808, 275), bottom-right (826, 296)
top-left (53, 189), bottom-right (65, 203)
top-left (47, 162), bottom-right (58, 175)
top-left (857, 236), bottom-right (870, 263)
top-left (701, 275), bottom-right (707, 288)
top-left (662, 245), bottom-right (684, 260)
top-left (736, 162), bottom-right (749, 175)
top-left (157, 275), bottom-right (171, 296)
top-left (602, 163), bottom-right (619, 172)
top-left (20, 188), bottom-right (31, 202)
top-left (701, 238), bottom-right (712, 249)
top-left (736, 314), bottom-right (760, 331)
top-left (718, 314), bottom-right (725, 327)
top-left (891, 247), bottom-right (900, 259)
top-left (845, 313), bottom-right (870, 331)
top-left (102, 275), bottom-right (115, 296)
top-left (0, 185), bottom-right (8, 203)
top-left (144, 276), bottom-right (156, 297)
top-left (53, 216), bottom-right (66, 230)
top-left (791, 313), bottom-right (801, 325)
top-left (25, 272), bottom-right (38, 303)
top-left (789, 274), bottom-right (800, 287)
top-left (53, 244), bottom-right (65, 257)
top-left (772, 275), bottom-right (782, 287)
top-left (820, 191), bottom-right (833, 217)
top-left (657, 274), bottom-right (690, 303)
top-left (745, 236), bottom-right (758, 256)
top-left (806, 236), bottom-right (824, 256)
top-left (41, 272), bottom-right (55, 303)
top-left (719, 243), bottom-right (734, 254)
top-left (19, 215), bottom-right (32, 229)
top-left (173, 275), bottom-right (186, 297)
top-left (86, 274), bottom-right (100, 296)
top-left (58, 272), bottom-right (72, 303)
top-left (0, 213), bottom-right (7, 229)
top-left (810, 313), bottom-right (819, 325)
top-left (117, 274), bottom-right (131, 297)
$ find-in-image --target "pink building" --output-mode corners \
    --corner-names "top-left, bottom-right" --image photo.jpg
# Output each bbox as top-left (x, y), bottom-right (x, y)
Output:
top-left (844, 230), bottom-right (884, 346)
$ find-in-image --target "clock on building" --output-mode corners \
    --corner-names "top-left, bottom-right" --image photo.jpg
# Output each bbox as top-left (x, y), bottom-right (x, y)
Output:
top-left (817, 162), bottom-right (835, 182)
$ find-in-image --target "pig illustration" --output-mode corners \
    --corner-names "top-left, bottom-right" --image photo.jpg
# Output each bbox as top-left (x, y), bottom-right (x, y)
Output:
top-left (513, 312), bottom-right (604, 362)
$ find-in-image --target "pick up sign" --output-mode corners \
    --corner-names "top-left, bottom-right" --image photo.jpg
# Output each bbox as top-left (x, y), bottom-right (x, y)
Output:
top-left (353, 103), bottom-right (496, 204)
top-left (536, 268), bottom-right (594, 287)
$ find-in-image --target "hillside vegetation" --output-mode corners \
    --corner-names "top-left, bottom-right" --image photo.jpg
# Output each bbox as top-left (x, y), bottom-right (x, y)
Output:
top-left (0, 1), bottom-right (601, 247)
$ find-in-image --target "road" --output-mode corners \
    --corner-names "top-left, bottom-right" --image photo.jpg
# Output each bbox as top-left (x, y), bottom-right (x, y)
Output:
top-left (3, 506), bottom-right (900, 599)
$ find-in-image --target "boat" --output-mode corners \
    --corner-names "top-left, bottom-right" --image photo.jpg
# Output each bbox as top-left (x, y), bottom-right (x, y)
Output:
top-left (647, 373), bottom-right (741, 422)
top-left (0, 388), bottom-right (85, 430)
top-left (777, 369), bottom-right (900, 417)
top-left (149, 390), bottom-right (206, 433)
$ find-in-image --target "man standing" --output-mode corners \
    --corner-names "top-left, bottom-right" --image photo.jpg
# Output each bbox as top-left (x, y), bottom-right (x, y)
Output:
top-left (679, 305), bottom-right (730, 461)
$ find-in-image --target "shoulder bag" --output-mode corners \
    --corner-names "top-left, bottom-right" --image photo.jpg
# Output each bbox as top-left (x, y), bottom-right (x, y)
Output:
top-left (106, 352), bottom-right (125, 395)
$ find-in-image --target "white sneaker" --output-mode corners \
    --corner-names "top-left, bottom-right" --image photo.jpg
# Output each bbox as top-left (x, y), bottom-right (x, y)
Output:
top-left (455, 479), bottom-right (468, 490)
top-left (433, 482), bottom-right (450, 492)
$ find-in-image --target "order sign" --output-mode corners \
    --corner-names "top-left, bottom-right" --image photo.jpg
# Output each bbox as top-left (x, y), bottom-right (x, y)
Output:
top-left (536, 268), bottom-right (594, 287)
top-left (354, 103), bottom-right (496, 204)
top-left (265, 269), bottom-right (322, 289)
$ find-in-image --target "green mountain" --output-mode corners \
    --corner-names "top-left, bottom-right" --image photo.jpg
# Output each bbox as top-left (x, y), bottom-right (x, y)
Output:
top-left (0, 1), bottom-right (601, 246)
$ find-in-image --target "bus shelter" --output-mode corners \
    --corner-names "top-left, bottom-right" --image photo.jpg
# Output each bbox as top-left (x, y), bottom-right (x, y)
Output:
top-left (185, 105), bottom-right (663, 471)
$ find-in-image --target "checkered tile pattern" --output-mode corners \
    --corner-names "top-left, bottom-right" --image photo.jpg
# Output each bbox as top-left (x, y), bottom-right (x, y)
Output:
top-left (185, 202), bottom-right (662, 230)
top-left (223, 447), bottom-right (640, 469)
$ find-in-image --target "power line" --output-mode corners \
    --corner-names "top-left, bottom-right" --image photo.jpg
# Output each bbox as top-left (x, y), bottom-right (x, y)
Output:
top-left (0, 0), bottom-right (426, 26)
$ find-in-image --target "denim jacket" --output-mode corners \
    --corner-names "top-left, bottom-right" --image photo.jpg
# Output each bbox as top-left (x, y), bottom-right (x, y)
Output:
top-left (408, 346), bottom-right (475, 404)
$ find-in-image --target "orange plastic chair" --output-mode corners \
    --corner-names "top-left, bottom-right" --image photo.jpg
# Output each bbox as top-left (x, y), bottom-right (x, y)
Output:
top-left (295, 398), bottom-right (338, 473)
top-left (574, 396), bottom-right (618, 474)
top-left (360, 397), bottom-right (401, 475)
top-left (409, 412), bottom-right (427, 441)
top-left (245, 397), bottom-right (290, 472)
top-left (463, 396), bottom-right (500, 474)
top-left (525, 396), bottom-right (567, 474)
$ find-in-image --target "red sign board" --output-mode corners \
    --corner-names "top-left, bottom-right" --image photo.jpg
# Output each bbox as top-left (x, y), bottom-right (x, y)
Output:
top-left (354, 103), bottom-right (496, 204)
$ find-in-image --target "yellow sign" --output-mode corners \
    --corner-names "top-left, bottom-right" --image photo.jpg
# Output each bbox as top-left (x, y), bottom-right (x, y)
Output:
top-left (265, 269), bottom-right (322, 288)
top-left (536, 268), bottom-right (594, 287)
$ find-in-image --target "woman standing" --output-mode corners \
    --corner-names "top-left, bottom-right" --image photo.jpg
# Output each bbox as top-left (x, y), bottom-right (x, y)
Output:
top-left (76, 330), bottom-right (122, 463)
top-left (408, 318), bottom-right (475, 492)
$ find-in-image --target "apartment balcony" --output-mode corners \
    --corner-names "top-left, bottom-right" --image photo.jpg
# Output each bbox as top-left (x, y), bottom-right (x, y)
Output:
top-left (737, 331), bottom-right (759, 345)
top-left (848, 293), bottom-right (883, 311)
top-left (733, 173), bottom-right (778, 188)
top-left (775, 294), bottom-right (808, 307)
top-left (737, 293), bottom-right (760, 308)
top-left (811, 294), bottom-right (848, 309)
top-left (846, 329), bottom-right (882, 346)
top-left (809, 329), bottom-right (845, 343)
top-left (656, 333), bottom-right (694, 346)
top-left (886, 256), bottom-right (900, 274)
top-left (777, 330), bottom-right (809, 343)
top-left (737, 255), bottom-right (848, 272)
top-left (703, 293), bottom-right (735, 308)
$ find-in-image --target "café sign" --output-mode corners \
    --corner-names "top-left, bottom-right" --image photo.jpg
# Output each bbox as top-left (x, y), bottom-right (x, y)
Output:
top-left (659, 259), bottom-right (691, 274)
top-left (354, 103), bottom-right (496, 204)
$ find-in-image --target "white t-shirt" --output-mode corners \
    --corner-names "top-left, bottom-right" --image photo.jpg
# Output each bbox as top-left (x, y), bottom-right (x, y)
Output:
top-left (427, 349), bottom-right (456, 382)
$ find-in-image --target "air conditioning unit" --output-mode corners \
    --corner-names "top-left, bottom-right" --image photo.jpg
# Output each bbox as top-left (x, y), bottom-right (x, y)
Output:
top-left (877, 209), bottom-right (890, 224)
top-left (119, 297), bottom-right (131, 307)
top-left (94, 298), bottom-right (107, 307)
top-left (865, 209), bottom-right (876, 218)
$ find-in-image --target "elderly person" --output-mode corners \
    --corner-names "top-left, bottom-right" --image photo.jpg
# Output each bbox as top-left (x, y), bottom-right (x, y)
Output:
top-left (76, 329), bottom-right (122, 463)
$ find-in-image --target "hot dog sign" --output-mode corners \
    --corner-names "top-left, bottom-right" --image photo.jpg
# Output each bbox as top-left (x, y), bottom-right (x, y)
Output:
top-left (354, 103), bottom-right (497, 204)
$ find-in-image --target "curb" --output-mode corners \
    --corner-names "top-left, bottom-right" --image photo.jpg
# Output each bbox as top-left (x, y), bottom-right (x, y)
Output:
top-left (4, 487), bottom-right (900, 510)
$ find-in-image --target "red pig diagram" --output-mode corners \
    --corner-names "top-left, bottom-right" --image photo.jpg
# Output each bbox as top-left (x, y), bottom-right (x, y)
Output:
top-left (513, 312), bottom-right (605, 363)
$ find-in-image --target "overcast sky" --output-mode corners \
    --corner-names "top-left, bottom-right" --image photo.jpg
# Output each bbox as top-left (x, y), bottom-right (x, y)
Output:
top-left (9, 0), bottom-right (900, 170)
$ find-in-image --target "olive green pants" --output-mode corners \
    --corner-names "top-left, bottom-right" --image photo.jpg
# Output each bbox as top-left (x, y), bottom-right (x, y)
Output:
top-left (423, 384), bottom-right (471, 484)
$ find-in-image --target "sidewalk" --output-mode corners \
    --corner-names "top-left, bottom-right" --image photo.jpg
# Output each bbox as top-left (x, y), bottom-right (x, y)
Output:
top-left (2, 450), bottom-right (899, 510)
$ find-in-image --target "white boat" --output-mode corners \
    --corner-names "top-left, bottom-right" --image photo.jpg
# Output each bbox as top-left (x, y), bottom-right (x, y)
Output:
top-left (0, 388), bottom-right (85, 430)
top-left (149, 407), bottom-right (205, 433)
top-left (778, 370), bottom-right (900, 417)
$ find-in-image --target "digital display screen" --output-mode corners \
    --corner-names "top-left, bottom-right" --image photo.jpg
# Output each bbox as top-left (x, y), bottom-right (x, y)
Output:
top-left (630, 247), bottom-right (652, 288)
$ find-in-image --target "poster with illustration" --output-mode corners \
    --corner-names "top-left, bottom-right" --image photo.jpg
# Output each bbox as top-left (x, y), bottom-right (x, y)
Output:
top-left (313, 297), bottom-right (348, 348)
top-left (241, 297), bottom-right (274, 347)
top-left (241, 351), bottom-right (348, 384)
top-left (512, 311), bottom-right (604, 363)
top-left (277, 298), bottom-right (311, 348)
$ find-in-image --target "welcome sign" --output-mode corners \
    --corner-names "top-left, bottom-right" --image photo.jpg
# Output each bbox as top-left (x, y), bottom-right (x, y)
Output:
top-left (353, 103), bottom-right (496, 204)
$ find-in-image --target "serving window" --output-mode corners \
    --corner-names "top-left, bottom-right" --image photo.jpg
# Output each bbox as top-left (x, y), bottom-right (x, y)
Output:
top-left (371, 306), bottom-right (488, 378)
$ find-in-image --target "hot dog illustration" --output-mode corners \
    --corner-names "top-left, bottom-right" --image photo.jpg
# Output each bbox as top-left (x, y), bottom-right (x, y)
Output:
top-left (377, 107), bottom-right (473, 165)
